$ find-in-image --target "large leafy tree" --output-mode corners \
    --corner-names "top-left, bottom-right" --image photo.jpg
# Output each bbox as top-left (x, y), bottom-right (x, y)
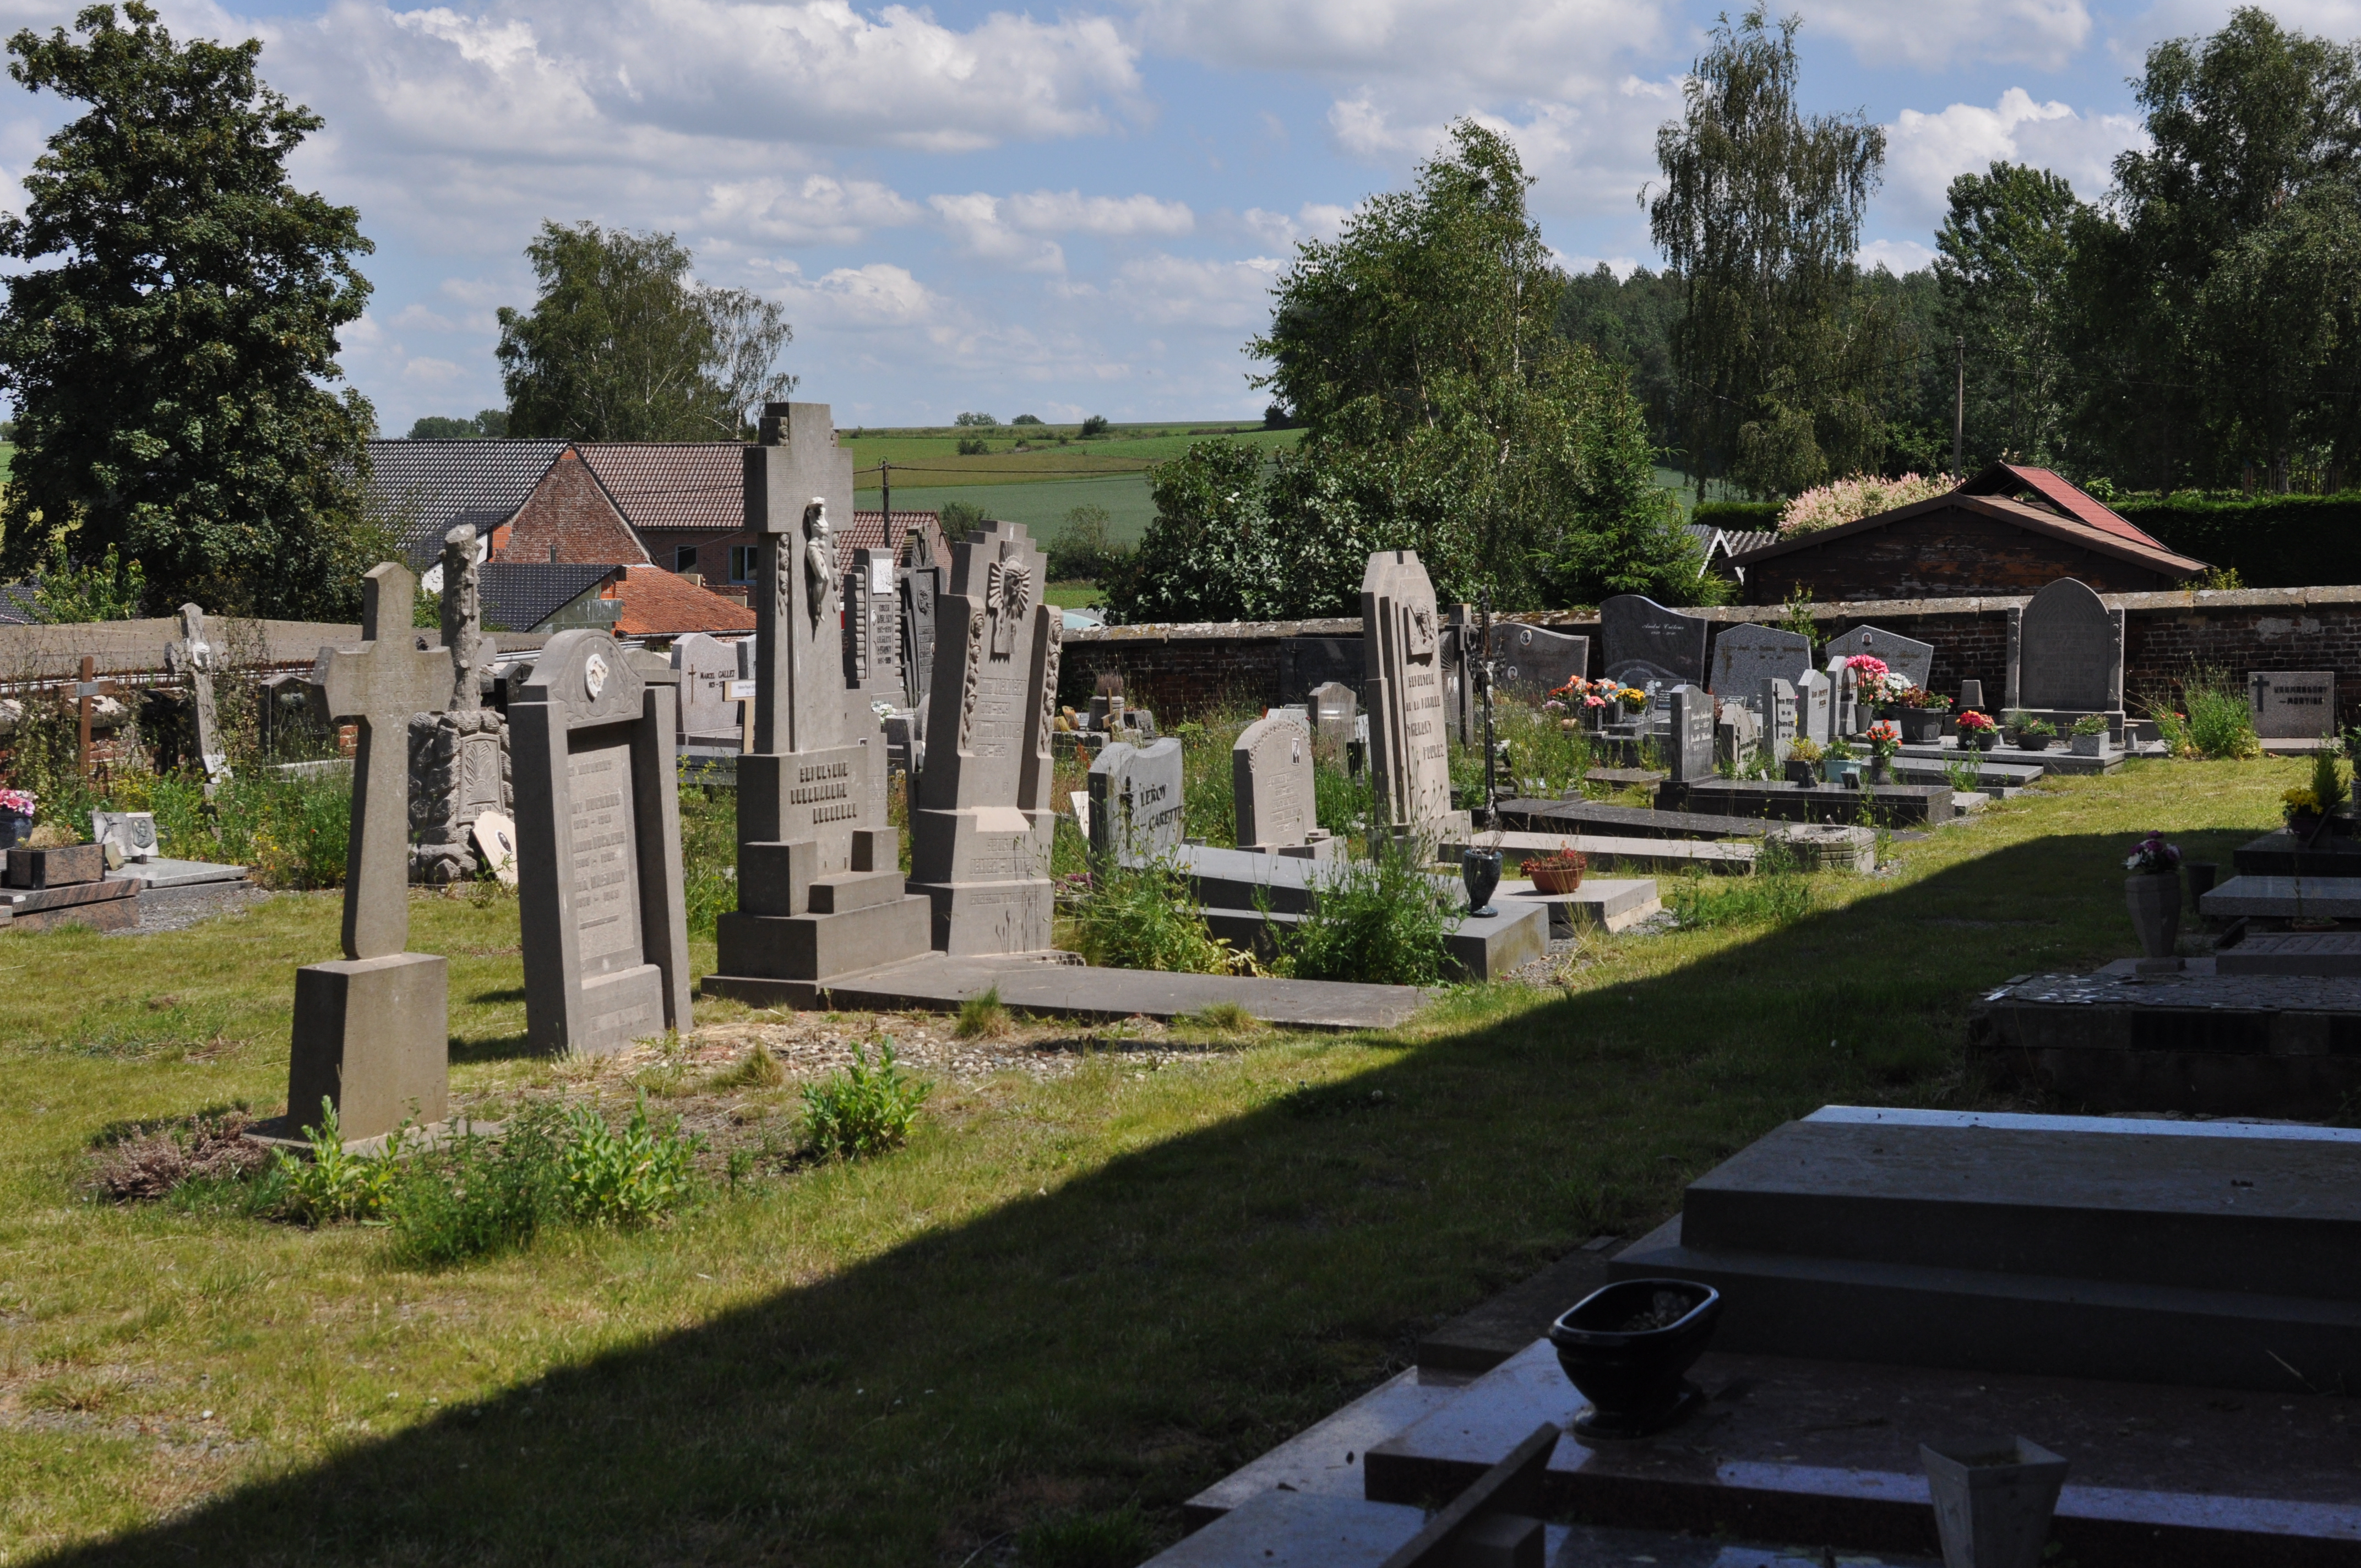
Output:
top-left (0, 2), bottom-right (378, 617)
top-left (1648, 6), bottom-right (1892, 496)
top-left (498, 222), bottom-right (794, 442)
top-left (1935, 162), bottom-right (2084, 471)
top-left (1108, 122), bottom-right (1701, 622)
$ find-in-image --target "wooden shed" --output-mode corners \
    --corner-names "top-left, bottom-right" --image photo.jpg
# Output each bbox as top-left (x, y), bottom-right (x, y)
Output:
top-left (1732, 464), bottom-right (2208, 602)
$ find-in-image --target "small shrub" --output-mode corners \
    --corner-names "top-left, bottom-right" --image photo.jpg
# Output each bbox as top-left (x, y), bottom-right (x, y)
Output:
top-left (273, 1099), bottom-right (405, 1225)
top-left (799, 1043), bottom-right (933, 1159)
top-left (956, 986), bottom-right (1012, 1039)
top-left (1079, 414), bottom-right (1112, 438)
top-left (386, 1109), bottom-right (569, 1267)
top-left (1943, 757), bottom-right (1982, 795)
top-left (708, 1042), bottom-right (786, 1090)
top-left (562, 1095), bottom-right (704, 1226)
top-left (1070, 859), bottom-right (1247, 974)
top-left (2150, 666), bottom-right (2261, 759)
top-left (1280, 835), bottom-right (1456, 987)
top-left (86, 1108), bottom-right (270, 1202)
top-left (1180, 1000), bottom-right (1259, 1033)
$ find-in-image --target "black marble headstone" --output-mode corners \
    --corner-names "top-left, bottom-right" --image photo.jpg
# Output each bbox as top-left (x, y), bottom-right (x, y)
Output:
top-left (1601, 595), bottom-right (1708, 686)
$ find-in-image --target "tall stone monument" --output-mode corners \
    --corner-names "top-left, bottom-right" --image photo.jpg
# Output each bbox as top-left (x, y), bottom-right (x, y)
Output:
top-left (410, 526), bottom-right (508, 884)
top-left (2014, 576), bottom-right (2123, 715)
top-left (1363, 550), bottom-right (1468, 842)
top-left (510, 629), bottom-right (692, 1055)
top-left (290, 563), bottom-right (456, 1140)
top-left (906, 518), bottom-right (1065, 953)
top-left (900, 542), bottom-right (943, 723)
top-left (705, 402), bottom-right (932, 1000)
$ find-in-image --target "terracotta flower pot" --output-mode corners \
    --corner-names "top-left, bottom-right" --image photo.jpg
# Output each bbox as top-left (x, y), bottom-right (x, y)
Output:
top-left (2126, 871), bottom-right (2182, 959)
top-left (1527, 862), bottom-right (1585, 894)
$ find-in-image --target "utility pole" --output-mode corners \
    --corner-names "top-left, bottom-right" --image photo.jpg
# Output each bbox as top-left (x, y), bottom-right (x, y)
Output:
top-left (1952, 335), bottom-right (1965, 478)
top-left (879, 459), bottom-right (891, 546)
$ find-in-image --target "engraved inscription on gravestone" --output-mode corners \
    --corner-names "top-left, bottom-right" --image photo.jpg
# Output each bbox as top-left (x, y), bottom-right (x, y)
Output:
top-left (1600, 595), bottom-right (1709, 686)
top-left (672, 633), bottom-right (742, 742)
top-left (2015, 577), bottom-right (2123, 714)
top-left (1087, 737), bottom-right (1184, 863)
top-left (1761, 678), bottom-right (1798, 762)
top-left (2250, 672), bottom-right (2338, 739)
top-left (1799, 669), bottom-right (1833, 748)
top-left (1710, 623), bottom-right (1815, 698)
top-left (1668, 685), bottom-right (1715, 781)
top-left (567, 744), bottom-right (643, 975)
top-left (1234, 714), bottom-right (1332, 858)
top-left (1492, 623), bottom-right (1591, 697)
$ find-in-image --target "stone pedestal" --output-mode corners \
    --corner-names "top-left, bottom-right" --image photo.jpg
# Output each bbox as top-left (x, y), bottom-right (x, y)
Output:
top-left (287, 953), bottom-right (449, 1139)
top-left (715, 825), bottom-right (933, 986)
top-left (410, 708), bottom-right (511, 883)
top-left (907, 805), bottom-right (1055, 954)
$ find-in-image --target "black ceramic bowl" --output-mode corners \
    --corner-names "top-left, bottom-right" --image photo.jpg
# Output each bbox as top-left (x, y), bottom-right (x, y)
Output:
top-left (1548, 1278), bottom-right (1722, 1441)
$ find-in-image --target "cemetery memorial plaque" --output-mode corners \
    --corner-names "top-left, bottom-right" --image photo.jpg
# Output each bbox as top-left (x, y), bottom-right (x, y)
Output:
top-left (672, 633), bottom-right (744, 743)
top-left (1362, 550), bottom-right (1468, 842)
top-left (2015, 577), bottom-right (2122, 714)
top-left (1280, 636), bottom-right (1362, 705)
top-left (1234, 715), bottom-right (1332, 858)
top-left (1761, 678), bottom-right (1797, 762)
top-left (906, 516), bottom-right (1065, 954)
top-left (1832, 622), bottom-right (1935, 690)
top-left (1600, 594), bottom-right (1708, 686)
top-left (1710, 623), bottom-right (1814, 698)
top-left (90, 809), bottom-right (159, 864)
top-left (512, 630), bottom-right (692, 1056)
top-left (1087, 737), bottom-right (1185, 864)
top-left (706, 402), bottom-right (933, 998)
top-left (1668, 685), bottom-right (1715, 781)
top-left (2250, 672), bottom-right (2338, 740)
top-left (1491, 623), bottom-right (1589, 698)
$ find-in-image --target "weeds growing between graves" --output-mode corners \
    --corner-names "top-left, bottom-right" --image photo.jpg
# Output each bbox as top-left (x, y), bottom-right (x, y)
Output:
top-left (1067, 858), bottom-right (1252, 974)
top-left (677, 783), bottom-right (739, 936)
top-left (1277, 832), bottom-right (1457, 986)
top-left (1668, 837), bottom-right (1815, 930)
top-left (797, 1042), bottom-right (934, 1159)
top-left (956, 985), bottom-right (1013, 1038)
top-left (2148, 665), bottom-right (2262, 759)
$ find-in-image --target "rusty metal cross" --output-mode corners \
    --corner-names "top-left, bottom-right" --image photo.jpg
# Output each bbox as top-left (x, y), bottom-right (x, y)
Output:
top-left (72, 656), bottom-right (117, 780)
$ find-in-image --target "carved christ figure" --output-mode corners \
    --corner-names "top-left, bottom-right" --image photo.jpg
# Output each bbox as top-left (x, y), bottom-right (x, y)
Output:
top-left (802, 498), bottom-right (835, 628)
top-left (987, 549), bottom-right (1033, 660)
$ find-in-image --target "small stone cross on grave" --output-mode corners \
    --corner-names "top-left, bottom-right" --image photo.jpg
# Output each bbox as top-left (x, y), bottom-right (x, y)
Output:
top-left (72, 656), bottom-right (116, 780)
top-left (312, 562), bottom-right (458, 960)
top-left (166, 604), bottom-right (228, 789)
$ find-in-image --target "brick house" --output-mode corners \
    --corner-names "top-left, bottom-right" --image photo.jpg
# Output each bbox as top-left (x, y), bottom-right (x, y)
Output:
top-left (1732, 463), bottom-right (2210, 602)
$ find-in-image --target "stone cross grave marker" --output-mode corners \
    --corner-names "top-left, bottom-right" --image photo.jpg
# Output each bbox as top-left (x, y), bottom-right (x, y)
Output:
top-left (1492, 623), bottom-right (1590, 698)
top-left (1234, 714), bottom-right (1333, 858)
top-left (1667, 684), bottom-right (1715, 781)
top-left (288, 560), bottom-right (457, 1141)
top-left (410, 526), bottom-right (505, 884)
top-left (1363, 550), bottom-right (1466, 841)
top-left (1761, 678), bottom-right (1798, 762)
top-left (511, 629), bottom-right (692, 1055)
top-left (672, 632), bottom-right (743, 743)
top-left (1799, 668), bottom-right (1833, 748)
top-left (165, 604), bottom-right (227, 786)
top-left (908, 517), bottom-right (1064, 954)
top-left (2250, 672), bottom-right (2338, 740)
top-left (1832, 623), bottom-right (1935, 690)
top-left (1087, 737), bottom-right (1185, 864)
top-left (1310, 682), bottom-right (1358, 754)
top-left (2015, 576), bottom-right (2123, 714)
top-left (709, 401), bottom-right (931, 997)
top-left (70, 656), bottom-right (116, 780)
top-left (1600, 595), bottom-right (1709, 687)
top-left (1710, 623), bottom-right (1814, 699)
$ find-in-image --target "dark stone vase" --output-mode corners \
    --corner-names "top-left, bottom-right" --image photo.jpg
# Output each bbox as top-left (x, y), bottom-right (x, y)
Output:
top-left (1899, 709), bottom-right (1944, 743)
top-left (0, 810), bottom-right (27, 851)
top-left (1550, 1280), bottom-right (1722, 1442)
top-left (1460, 848), bottom-right (1502, 917)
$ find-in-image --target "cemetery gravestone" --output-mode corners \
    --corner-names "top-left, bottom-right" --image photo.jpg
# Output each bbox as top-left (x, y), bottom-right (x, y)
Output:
top-left (900, 553), bottom-right (943, 720)
top-left (1310, 682), bottom-right (1358, 754)
top-left (709, 402), bottom-right (932, 995)
top-left (409, 526), bottom-right (507, 884)
top-left (1761, 678), bottom-right (1797, 762)
top-left (1087, 737), bottom-right (1185, 864)
top-left (289, 562), bottom-right (455, 1141)
top-left (2016, 577), bottom-right (2123, 714)
top-left (1234, 715), bottom-right (1334, 859)
top-left (1709, 623), bottom-right (1814, 698)
top-left (1831, 623), bottom-right (1935, 689)
top-left (165, 603), bottom-right (227, 786)
top-left (511, 629), bottom-right (692, 1055)
top-left (1492, 623), bottom-right (1590, 698)
top-left (91, 809), bottom-right (159, 864)
top-left (1799, 669), bottom-right (1833, 748)
top-left (1826, 657), bottom-right (1858, 736)
top-left (1363, 551), bottom-right (1468, 842)
top-left (907, 518), bottom-right (1065, 954)
top-left (1959, 678), bottom-right (1985, 712)
top-left (845, 547), bottom-right (905, 704)
top-left (1600, 595), bottom-right (1709, 686)
top-left (672, 633), bottom-right (743, 744)
top-left (2251, 672), bottom-right (2338, 740)
top-left (1668, 685), bottom-right (1715, 781)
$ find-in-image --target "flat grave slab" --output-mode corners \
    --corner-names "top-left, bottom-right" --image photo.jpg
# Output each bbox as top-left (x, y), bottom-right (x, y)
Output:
top-left (1444, 829), bottom-right (1756, 875)
top-left (2201, 874), bottom-right (2361, 920)
top-left (1884, 755), bottom-right (2044, 794)
top-left (1580, 766), bottom-right (1665, 788)
top-left (2218, 932), bottom-right (2361, 976)
top-left (1182, 1369), bottom-right (1467, 1527)
top-left (1, 876), bottom-right (138, 933)
top-left (2233, 829), bottom-right (2361, 878)
top-left (1610, 1107), bottom-right (2361, 1393)
top-left (1660, 780), bottom-right (1955, 827)
top-left (1970, 963), bottom-right (2361, 1116)
top-left (1493, 797), bottom-right (1775, 841)
top-left (1362, 1337), bottom-right (2361, 1566)
top-left (1198, 899), bottom-right (1548, 981)
top-left (104, 857), bottom-right (248, 889)
top-left (1495, 875), bottom-right (1660, 935)
top-left (705, 951), bottom-right (1429, 1031)
top-left (1897, 738), bottom-right (2108, 775)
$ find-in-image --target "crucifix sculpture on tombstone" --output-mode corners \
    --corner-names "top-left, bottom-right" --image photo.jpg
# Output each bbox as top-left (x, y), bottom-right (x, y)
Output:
top-left (165, 604), bottom-right (228, 790)
top-left (72, 656), bottom-right (117, 780)
top-left (285, 561), bottom-right (460, 1141)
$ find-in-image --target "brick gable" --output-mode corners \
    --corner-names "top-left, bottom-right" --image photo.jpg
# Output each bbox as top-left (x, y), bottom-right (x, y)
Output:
top-left (488, 448), bottom-right (650, 567)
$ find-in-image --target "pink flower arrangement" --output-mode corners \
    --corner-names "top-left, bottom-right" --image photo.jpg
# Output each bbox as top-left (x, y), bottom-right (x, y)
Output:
top-left (1955, 709), bottom-right (1996, 733)
top-left (0, 788), bottom-right (33, 815)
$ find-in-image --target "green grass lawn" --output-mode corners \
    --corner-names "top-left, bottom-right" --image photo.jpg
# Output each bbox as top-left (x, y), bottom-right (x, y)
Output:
top-left (0, 757), bottom-right (2309, 1564)
top-left (858, 473), bottom-right (1161, 548)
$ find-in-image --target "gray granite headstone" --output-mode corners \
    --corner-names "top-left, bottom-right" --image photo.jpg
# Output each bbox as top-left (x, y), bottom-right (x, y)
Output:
top-left (1710, 623), bottom-right (1814, 697)
top-left (2250, 672), bottom-right (2338, 739)
top-left (1668, 684), bottom-right (1715, 781)
top-left (899, 559), bottom-right (942, 720)
top-left (2017, 577), bottom-right (2123, 712)
top-left (510, 629), bottom-right (692, 1056)
top-left (671, 632), bottom-right (741, 742)
top-left (845, 547), bottom-right (905, 703)
top-left (1799, 669), bottom-right (1832, 748)
top-left (1362, 551), bottom-right (1466, 841)
top-left (1826, 656), bottom-right (1859, 736)
top-left (1087, 736), bottom-right (1184, 864)
top-left (1234, 715), bottom-right (1330, 857)
top-left (1830, 623), bottom-right (1935, 689)
top-left (1493, 623), bottom-right (1590, 698)
top-left (1310, 682), bottom-right (1358, 753)
top-left (1601, 595), bottom-right (1709, 686)
top-left (1761, 678), bottom-right (1797, 762)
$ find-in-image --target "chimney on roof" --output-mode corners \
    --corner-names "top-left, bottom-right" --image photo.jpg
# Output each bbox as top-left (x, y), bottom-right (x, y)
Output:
top-left (548, 545), bottom-right (559, 564)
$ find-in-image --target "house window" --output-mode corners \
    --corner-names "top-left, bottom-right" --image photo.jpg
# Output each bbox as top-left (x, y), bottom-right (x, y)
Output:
top-left (675, 545), bottom-right (701, 574)
top-left (730, 545), bottom-right (758, 584)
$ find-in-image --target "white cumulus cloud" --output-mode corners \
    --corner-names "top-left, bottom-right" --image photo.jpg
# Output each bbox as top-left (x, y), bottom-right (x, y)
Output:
top-left (1798, 0), bottom-right (2093, 70)
top-left (1882, 88), bottom-right (2145, 232)
top-left (1111, 253), bottom-right (1283, 328)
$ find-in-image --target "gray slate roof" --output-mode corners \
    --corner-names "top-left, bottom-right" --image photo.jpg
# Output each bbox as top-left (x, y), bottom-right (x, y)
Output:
top-left (366, 440), bottom-right (567, 567)
top-left (0, 583), bottom-right (36, 625)
top-left (480, 562), bottom-right (613, 634)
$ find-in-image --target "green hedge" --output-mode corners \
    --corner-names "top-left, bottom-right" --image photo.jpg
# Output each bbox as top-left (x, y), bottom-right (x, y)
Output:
top-left (2113, 494), bottom-right (2361, 588)
top-left (1693, 500), bottom-right (1782, 530)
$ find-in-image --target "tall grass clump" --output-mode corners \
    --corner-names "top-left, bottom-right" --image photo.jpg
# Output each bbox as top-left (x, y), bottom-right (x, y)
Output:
top-left (1669, 837), bottom-right (1814, 929)
top-left (1492, 693), bottom-right (1593, 795)
top-left (2149, 666), bottom-right (2261, 759)
top-left (677, 783), bottom-right (738, 936)
top-left (385, 1108), bottom-right (570, 1267)
top-left (1172, 704), bottom-right (1257, 846)
top-left (1280, 834), bottom-right (1457, 986)
top-left (799, 1043), bottom-right (933, 1159)
top-left (1069, 858), bottom-right (1247, 973)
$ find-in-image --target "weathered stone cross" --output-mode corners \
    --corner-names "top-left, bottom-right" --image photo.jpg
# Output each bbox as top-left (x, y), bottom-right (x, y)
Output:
top-left (166, 603), bottom-right (227, 787)
top-left (312, 562), bottom-right (454, 960)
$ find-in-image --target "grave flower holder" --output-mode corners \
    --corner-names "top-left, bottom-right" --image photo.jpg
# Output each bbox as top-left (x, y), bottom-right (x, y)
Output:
top-left (1919, 1436), bottom-right (2069, 1568)
top-left (1549, 1280), bottom-right (1722, 1442)
top-left (1900, 709), bottom-right (1944, 743)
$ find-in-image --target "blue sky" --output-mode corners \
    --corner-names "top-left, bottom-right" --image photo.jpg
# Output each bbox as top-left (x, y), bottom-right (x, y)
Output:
top-left (0, 0), bottom-right (2340, 431)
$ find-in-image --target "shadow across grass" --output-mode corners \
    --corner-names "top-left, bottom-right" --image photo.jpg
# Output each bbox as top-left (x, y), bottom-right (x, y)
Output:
top-left (23, 829), bottom-right (2241, 1566)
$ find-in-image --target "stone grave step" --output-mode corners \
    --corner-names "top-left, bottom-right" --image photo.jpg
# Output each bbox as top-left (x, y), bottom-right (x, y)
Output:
top-left (1492, 797), bottom-right (1776, 841)
top-left (1, 876), bottom-right (139, 933)
top-left (1658, 779), bottom-right (1955, 826)
top-left (703, 951), bottom-right (1429, 1031)
top-left (104, 858), bottom-right (248, 889)
top-left (2201, 874), bottom-right (2361, 920)
top-left (1970, 963), bottom-right (2361, 1118)
top-left (2218, 932), bottom-right (2361, 976)
top-left (806, 869), bottom-right (905, 914)
top-left (1495, 876), bottom-right (1660, 935)
top-left (2232, 829), bottom-right (2361, 878)
top-left (1180, 1368), bottom-right (1464, 1528)
top-left (1441, 830), bottom-right (1756, 875)
top-left (1897, 738), bottom-right (2116, 775)
top-left (1609, 1106), bottom-right (2361, 1391)
top-left (1198, 899), bottom-right (1547, 982)
top-left (1360, 1336), bottom-right (2361, 1565)
top-left (1885, 755), bottom-right (2045, 794)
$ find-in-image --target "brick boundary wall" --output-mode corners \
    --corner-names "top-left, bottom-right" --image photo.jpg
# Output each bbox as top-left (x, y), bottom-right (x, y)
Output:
top-left (1065, 587), bottom-right (2361, 725)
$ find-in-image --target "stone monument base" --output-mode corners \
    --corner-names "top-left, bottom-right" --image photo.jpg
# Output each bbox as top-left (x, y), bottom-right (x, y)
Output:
top-left (287, 952), bottom-right (449, 1141)
top-left (707, 826), bottom-right (933, 992)
top-left (904, 879), bottom-right (1056, 955)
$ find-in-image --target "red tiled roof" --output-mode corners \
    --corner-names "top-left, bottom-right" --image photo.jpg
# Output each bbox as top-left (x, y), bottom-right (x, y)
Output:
top-left (578, 444), bottom-right (746, 535)
top-left (847, 509), bottom-right (944, 560)
top-left (1729, 489), bottom-right (2208, 580)
top-left (605, 564), bottom-right (757, 636)
top-left (1957, 462), bottom-right (2166, 549)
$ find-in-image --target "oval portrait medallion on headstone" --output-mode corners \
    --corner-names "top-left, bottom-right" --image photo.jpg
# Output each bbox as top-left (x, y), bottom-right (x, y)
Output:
top-left (584, 650), bottom-right (610, 701)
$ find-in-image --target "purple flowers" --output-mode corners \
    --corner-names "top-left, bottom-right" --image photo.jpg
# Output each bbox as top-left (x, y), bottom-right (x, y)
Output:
top-left (2124, 832), bottom-right (2181, 874)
